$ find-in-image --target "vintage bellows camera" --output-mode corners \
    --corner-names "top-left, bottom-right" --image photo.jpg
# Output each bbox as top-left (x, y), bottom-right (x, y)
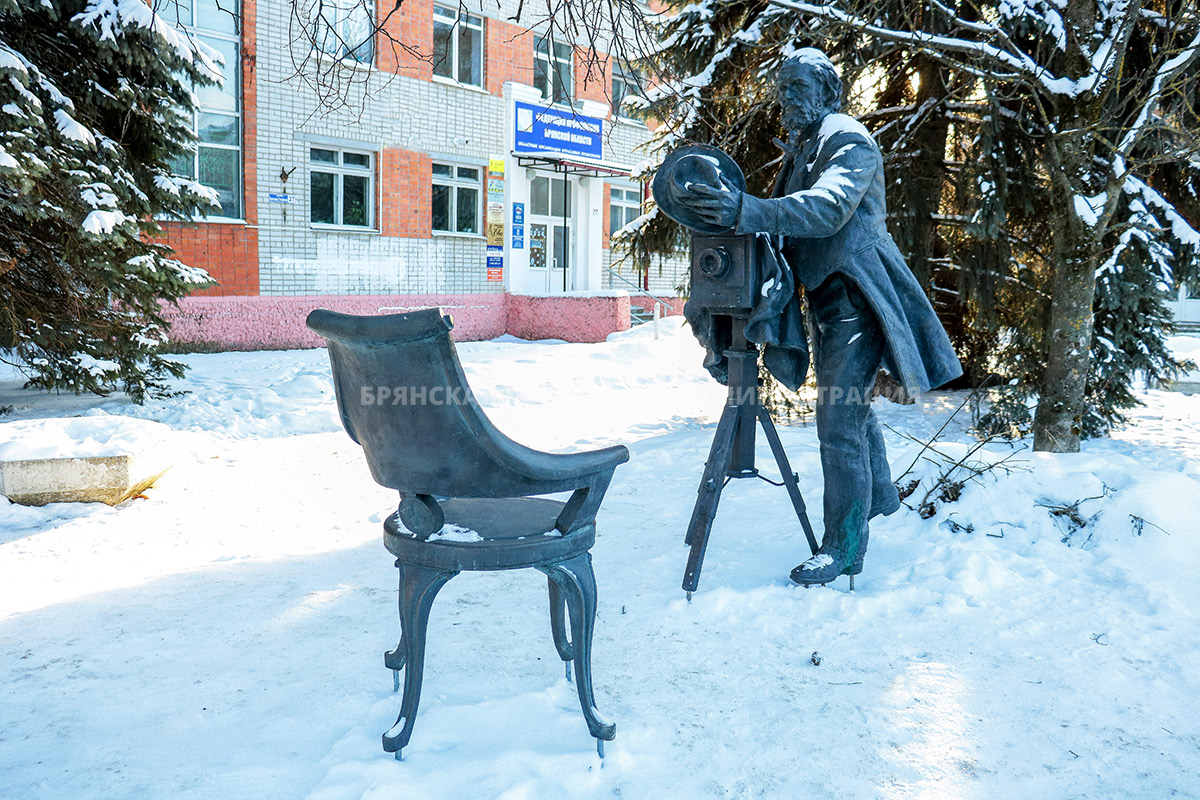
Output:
top-left (690, 233), bottom-right (759, 313)
top-left (650, 144), bottom-right (760, 314)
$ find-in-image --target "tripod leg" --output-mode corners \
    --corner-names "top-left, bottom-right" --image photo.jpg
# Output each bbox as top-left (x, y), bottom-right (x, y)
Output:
top-left (755, 406), bottom-right (819, 555)
top-left (685, 405), bottom-right (739, 546)
top-left (683, 404), bottom-right (740, 593)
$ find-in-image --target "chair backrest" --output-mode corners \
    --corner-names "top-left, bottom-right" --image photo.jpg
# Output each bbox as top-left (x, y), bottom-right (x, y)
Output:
top-left (307, 307), bottom-right (558, 498)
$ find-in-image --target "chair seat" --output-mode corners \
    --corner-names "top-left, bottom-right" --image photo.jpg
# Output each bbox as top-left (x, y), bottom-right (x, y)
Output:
top-left (383, 497), bottom-right (596, 571)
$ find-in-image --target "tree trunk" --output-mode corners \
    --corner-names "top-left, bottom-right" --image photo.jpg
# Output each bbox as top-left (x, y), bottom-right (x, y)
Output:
top-left (1032, 138), bottom-right (1099, 453)
top-left (899, 54), bottom-right (952, 291)
top-left (1032, 3), bottom-right (1103, 454)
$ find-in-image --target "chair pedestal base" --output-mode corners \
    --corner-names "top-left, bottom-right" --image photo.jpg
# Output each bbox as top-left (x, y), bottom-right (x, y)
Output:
top-left (382, 551), bottom-right (615, 756)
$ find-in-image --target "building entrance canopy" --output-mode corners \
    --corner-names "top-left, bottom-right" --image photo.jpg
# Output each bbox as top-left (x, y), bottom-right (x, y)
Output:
top-left (514, 151), bottom-right (632, 179)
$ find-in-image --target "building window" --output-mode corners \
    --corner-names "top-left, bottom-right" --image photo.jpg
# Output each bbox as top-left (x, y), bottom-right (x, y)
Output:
top-left (314, 0), bottom-right (375, 63)
top-left (310, 148), bottom-right (374, 227)
top-left (609, 186), bottom-right (640, 236)
top-left (534, 35), bottom-right (573, 105)
top-left (433, 5), bottom-right (483, 87)
top-left (164, 0), bottom-right (242, 219)
top-left (531, 175), bottom-right (571, 217)
top-left (431, 163), bottom-right (481, 234)
top-left (611, 62), bottom-right (643, 118)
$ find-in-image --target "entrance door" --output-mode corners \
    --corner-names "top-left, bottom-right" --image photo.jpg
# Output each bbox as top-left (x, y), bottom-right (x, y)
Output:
top-left (527, 174), bottom-right (574, 293)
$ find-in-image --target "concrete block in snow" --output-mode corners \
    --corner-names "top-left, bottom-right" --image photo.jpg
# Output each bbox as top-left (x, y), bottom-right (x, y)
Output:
top-left (0, 416), bottom-right (174, 506)
top-left (0, 454), bottom-right (169, 506)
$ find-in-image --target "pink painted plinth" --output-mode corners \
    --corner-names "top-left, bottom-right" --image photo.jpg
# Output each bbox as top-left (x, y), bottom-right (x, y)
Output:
top-left (506, 294), bottom-right (631, 343)
top-left (161, 292), bottom-right (636, 350)
top-left (162, 295), bottom-right (507, 350)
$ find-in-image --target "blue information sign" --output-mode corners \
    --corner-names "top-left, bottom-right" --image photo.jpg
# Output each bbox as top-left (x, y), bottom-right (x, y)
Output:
top-left (514, 102), bottom-right (603, 159)
top-left (512, 203), bottom-right (524, 225)
top-left (512, 236), bottom-right (524, 249)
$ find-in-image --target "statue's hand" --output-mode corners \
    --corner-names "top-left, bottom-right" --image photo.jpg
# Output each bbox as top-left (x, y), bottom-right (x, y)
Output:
top-left (683, 180), bottom-right (742, 230)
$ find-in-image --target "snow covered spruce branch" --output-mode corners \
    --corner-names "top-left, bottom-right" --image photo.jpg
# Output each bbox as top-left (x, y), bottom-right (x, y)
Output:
top-left (1, 0), bottom-right (224, 400)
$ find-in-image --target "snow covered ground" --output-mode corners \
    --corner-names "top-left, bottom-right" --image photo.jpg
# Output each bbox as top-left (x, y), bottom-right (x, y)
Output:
top-left (2, 319), bottom-right (1199, 800)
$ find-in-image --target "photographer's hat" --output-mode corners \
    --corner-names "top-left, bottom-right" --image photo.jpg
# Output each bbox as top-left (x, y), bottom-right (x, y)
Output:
top-left (651, 144), bottom-right (746, 235)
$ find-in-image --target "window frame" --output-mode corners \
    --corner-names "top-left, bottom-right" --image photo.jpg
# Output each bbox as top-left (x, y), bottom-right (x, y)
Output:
top-left (608, 184), bottom-right (641, 238)
top-left (431, 162), bottom-right (483, 236)
top-left (310, 147), bottom-right (376, 229)
top-left (533, 35), bottom-right (574, 106)
top-left (165, 0), bottom-right (243, 221)
top-left (313, 0), bottom-right (376, 65)
top-left (432, 5), bottom-right (484, 88)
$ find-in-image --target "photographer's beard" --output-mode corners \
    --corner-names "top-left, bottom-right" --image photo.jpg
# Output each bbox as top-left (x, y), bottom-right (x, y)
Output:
top-left (781, 97), bottom-right (832, 142)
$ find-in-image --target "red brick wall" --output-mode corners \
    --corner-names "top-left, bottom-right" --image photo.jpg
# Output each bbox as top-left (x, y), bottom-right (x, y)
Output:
top-left (485, 17), bottom-right (532, 94)
top-left (157, 0), bottom-right (259, 297)
top-left (241, 0), bottom-right (258, 229)
top-left (379, 0), bottom-right (433, 78)
top-left (575, 49), bottom-right (609, 107)
top-left (161, 222), bottom-right (260, 295)
top-left (380, 147), bottom-right (433, 238)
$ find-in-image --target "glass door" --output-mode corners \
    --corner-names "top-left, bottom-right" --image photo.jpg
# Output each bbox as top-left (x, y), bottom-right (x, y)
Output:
top-left (528, 174), bottom-right (574, 293)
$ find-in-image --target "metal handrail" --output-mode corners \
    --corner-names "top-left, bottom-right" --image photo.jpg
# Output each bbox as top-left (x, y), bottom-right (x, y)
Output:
top-left (604, 267), bottom-right (674, 314)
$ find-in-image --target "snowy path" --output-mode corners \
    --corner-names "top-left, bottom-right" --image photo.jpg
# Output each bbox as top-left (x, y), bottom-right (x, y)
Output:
top-left (2, 321), bottom-right (1199, 799)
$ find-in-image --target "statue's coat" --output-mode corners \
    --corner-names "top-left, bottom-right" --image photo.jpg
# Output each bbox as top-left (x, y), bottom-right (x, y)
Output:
top-left (735, 114), bottom-right (962, 395)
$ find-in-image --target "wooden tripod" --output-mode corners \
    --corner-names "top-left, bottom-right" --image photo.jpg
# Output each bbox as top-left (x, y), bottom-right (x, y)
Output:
top-left (682, 316), bottom-right (819, 597)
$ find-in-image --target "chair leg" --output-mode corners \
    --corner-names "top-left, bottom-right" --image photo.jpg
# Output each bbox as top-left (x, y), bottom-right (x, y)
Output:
top-left (547, 576), bottom-right (574, 681)
top-left (382, 561), bottom-right (457, 756)
top-left (384, 563), bottom-right (404, 690)
top-left (385, 589), bottom-right (405, 693)
top-left (539, 554), bottom-right (616, 743)
top-left (385, 639), bottom-right (404, 692)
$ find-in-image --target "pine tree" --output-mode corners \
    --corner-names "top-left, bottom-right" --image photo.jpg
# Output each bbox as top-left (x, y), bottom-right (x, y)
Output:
top-left (0, 0), bottom-right (219, 401)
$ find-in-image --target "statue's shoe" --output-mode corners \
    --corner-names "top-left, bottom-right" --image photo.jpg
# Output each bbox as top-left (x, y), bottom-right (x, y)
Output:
top-left (790, 551), bottom-right (853, 586)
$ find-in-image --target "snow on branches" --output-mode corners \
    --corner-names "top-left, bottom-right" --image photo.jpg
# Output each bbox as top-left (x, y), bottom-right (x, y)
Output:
top-left (1, 0), bottom-right (220, 400)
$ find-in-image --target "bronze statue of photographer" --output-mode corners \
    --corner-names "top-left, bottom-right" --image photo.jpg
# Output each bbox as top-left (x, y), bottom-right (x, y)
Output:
top-left (657, 49), bottom-right (961, 587)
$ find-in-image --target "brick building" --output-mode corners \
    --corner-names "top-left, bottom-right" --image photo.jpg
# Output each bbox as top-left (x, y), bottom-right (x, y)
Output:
top-left (158, 0), bottom-right (684, 349)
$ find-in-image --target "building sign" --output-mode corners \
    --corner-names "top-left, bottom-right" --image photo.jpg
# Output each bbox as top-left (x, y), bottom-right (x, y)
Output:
top-left (511, 225), bottom-right (524, 249)
top-left (487, 156), bottom-right (505, 248)
top-left (514, 101), bottom-right (603, 160)
top-left (267, 193), bottom-right (295, 204)
top-left (512, 203), bottom-right (524, 225)
top-left (487, 203), bottom-right (504, 247)
top-left (486, 244), bottom-right (503, 282)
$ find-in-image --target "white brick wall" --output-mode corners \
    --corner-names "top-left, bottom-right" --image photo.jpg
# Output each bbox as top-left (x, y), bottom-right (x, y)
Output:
top-left (253, 0), bottom-right (657, 296)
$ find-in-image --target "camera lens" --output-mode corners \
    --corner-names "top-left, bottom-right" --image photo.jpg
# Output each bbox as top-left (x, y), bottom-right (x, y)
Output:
top-left (698, 247), bottom-right (730, 278)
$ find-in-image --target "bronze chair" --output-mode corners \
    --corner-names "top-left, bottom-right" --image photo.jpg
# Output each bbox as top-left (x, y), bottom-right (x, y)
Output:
top-left (306, 308), bottom-right (627, 759)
